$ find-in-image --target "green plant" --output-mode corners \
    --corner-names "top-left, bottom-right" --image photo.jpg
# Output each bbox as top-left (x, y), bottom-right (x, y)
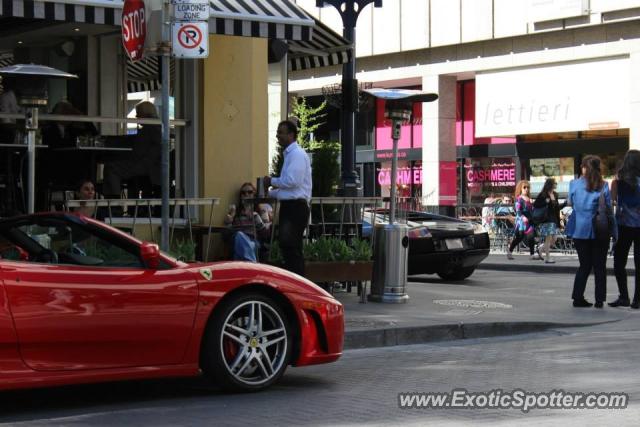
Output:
top-left (350, 238), bottom-right (373, 261)
top-left (268, 241), bottom-right (283, 265)
top-left (310, 142), bottom-right (340, 198)
top-left (302, 237), bottom-right (372, 262)
top-left (169, 238), bottom-right (196, 262)
top-left (291, 96), bottom-right (327, 150)
top-left (270, 96), bottom-right (334, 177)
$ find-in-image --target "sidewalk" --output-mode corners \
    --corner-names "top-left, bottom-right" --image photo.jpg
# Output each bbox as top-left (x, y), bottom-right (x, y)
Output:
top-left (478, 253), bottom-right (636, 275)
top-left (337, 267), bottom-right (635, 350)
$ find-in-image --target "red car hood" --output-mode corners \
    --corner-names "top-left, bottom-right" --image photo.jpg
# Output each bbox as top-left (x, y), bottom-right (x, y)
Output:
top-left (181, 261), bottom-right (335, 298)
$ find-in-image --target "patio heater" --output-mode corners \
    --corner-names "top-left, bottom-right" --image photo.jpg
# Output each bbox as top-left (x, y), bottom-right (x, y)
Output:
top-left (364, 89), bottom-right (438, 303)
top-left (0, 64), bottom-right (77, 214)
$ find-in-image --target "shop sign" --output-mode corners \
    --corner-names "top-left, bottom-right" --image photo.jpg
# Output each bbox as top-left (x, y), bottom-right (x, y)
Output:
top-left (122, 0), bottom-right (147, 62)
top-left (466, 165), bottom-right (516, 188)
top-left (476, 57), bottom-right (629, 137)
top-left (377, 167), bottom-right (422, 186)
top-left (374, 148), bottom-right (421, 161)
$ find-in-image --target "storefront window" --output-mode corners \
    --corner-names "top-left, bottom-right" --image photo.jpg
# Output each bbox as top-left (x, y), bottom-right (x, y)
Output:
top-left (462, 158), bottom-right (516, 204)
top-left (529, 158), bottom-right (574, 196)
top-left (377, 160), bottom-right (422, 200)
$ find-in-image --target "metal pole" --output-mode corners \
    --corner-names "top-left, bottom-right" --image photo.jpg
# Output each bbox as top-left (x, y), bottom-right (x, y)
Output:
top-left (341, 24), bottom-right (359, 196)
top-left (389, 119), bottom-right (400, 225)
top-left (160, 0), bottom-right (170, 251)
top-left (26, 107), bottom-right (38, 214)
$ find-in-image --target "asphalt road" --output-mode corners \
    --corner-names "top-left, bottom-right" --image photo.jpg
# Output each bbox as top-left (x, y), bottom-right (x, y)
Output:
top-left (1, 316), bottom-right (638, 426)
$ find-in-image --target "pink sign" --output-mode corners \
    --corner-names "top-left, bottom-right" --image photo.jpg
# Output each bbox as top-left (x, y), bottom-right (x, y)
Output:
top-left (377, 167), bottom-right (422, 186)
top-left (466, 165), bottom-right (516, 187)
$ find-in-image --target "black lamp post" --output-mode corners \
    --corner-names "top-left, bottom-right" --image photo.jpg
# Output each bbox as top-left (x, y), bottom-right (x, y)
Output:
top-left (316, 0), bottom-right (382, 196)
top-left (0, 64), bottom-right (77, 214)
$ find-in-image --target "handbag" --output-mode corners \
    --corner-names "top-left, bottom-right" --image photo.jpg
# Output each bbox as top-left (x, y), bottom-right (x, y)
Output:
top-left (592, 188), bottom-right (615, 242)
top-left (531, 205), bottom-right (548, 225)
top-left (565, 210), bottom-right (576, 237)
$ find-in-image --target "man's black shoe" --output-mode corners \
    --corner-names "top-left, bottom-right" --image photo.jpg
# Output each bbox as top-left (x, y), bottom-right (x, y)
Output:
top-left (608, 297), bottom-right (630, 307)
top-left (631, 301), bottom-right (640, 309)
top-left (573, 299), bottom-right (593, 308)
top-left (594, 301), bottom-right (604, 308)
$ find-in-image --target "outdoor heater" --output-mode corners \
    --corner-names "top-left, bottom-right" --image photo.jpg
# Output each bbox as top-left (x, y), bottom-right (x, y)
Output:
top-left (365, 89), bottom-right (438, 303)
top-left (0, 64), bottom-right (77, 213)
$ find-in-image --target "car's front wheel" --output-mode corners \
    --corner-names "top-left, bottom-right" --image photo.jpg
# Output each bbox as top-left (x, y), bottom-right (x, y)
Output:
top-left (437, 266), bottom-right (476, 281)
top-left (202, 292), bottom-right (292, 392)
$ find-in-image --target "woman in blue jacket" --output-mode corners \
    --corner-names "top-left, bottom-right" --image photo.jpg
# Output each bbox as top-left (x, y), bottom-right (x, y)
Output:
top-left (610, 150), bottom-right (640, 309)
top-left (567, 155), bottom-right (613, 308)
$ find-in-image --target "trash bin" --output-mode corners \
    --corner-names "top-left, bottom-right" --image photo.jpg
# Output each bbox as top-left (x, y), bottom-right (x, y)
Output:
top-left (368, 222), bottom-right (409, 303)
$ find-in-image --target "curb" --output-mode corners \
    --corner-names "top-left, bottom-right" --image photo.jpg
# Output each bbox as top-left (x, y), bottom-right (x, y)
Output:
top-left (343, 321), bottom-right (608, 350)
top-left (477, 262), bottom-right (628, 275)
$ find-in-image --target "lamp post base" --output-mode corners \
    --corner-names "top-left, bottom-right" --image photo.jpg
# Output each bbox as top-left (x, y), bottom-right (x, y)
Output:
top-left (368, 292), bottom-right (409, 304)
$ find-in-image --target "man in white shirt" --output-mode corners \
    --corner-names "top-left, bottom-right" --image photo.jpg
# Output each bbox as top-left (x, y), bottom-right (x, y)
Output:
top-left (263, 120), bottom-right (312, 276)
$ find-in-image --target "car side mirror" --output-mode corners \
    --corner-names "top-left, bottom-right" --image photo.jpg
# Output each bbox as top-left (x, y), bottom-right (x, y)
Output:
top-left (140, 242), bottom-right (160, 269)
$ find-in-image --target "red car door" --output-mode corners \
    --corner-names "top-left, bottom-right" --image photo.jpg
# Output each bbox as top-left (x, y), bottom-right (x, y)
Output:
top-left (1, 260), bottom-right (198, 371)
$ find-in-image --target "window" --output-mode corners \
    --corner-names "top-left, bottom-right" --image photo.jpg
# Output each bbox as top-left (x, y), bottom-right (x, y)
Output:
top-left (13, 219), bottom-right (143, 268)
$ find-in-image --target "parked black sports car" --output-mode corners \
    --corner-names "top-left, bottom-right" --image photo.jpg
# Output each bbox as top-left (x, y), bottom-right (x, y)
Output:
top-left (365, 210), bottom-right (490, 281)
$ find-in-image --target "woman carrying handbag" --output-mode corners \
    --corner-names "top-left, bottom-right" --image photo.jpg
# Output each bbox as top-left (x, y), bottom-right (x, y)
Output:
top-left (610, 150), bottom-right (640, 309)
top-left (567, 155), bottom-right (615, 308)
top-left (533, 178), bottom-right (561, 264)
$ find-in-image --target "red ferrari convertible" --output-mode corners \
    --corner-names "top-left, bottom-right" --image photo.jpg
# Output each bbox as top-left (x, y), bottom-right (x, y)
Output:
top-left (0, 213), bottom-right (343, 392)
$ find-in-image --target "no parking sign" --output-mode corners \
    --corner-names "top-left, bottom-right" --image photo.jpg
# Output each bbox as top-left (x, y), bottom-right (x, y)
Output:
top-left (172, 21), bottom-right (209, 58)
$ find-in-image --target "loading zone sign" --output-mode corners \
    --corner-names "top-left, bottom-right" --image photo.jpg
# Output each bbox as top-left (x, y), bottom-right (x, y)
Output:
top-left (172, 22), bottom-right (209, 58)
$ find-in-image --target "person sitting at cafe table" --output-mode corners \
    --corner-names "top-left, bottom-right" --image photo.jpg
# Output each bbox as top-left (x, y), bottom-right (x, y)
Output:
top-left (102, 101), bottom-right (161, 199)
top-left (72, 178), bottom-right (106, 221)
top-left (41, 100), bottom-right (98, 148)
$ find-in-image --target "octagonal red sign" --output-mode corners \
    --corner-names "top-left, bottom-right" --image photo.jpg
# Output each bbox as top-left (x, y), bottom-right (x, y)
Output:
top-left (121, 0), bottom-right (146, 62)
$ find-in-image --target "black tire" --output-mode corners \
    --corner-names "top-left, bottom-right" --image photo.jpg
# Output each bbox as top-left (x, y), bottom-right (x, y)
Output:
top-left (437, 266), bottom-right (476, 281)
top-left (201, 292), bottom-right (292, 392)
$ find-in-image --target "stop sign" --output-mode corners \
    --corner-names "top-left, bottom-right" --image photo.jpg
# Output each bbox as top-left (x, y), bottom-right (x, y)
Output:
top-left (121, 0), bottom-right (146, 61)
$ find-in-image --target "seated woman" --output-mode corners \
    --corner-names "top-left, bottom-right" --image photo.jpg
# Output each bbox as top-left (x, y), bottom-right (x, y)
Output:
top-left (224, 182), bottom-right (272, 262)
top-left (102, 101), bottom-right (161, 198)
top-left (73, 179), bottom-right (106, 221)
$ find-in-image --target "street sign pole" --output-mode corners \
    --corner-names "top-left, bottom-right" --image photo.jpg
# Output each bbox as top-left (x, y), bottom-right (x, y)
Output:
top-left (160, 0), bottom-right (170, 252)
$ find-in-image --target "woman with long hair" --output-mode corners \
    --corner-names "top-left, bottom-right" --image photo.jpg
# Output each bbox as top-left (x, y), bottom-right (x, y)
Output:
top-left (223, 182), bottom-right (271, 262)
top-left (567, 155), bottom-right (613, 308)
top-left (610, 150), bottom-right (640, 308)
top-left (533, 178), bottom-right (561, 263)
top-left (507, 180), bottom-right (538, 260)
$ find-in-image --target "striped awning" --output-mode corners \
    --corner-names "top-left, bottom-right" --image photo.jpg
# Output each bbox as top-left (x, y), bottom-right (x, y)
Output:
top-left (127, 56), bottom-right (175, 93)
top-left (208, 0), bottom-right (314, 41)
top-left (288, 18), bottom-right (352, 71)
top-left (0, 0), bottom-right (121, 25)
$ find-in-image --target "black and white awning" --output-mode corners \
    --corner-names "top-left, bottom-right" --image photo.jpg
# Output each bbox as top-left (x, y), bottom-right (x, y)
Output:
top-left (288, 18), bottom-right (352, 71)
top-left (0, 0), bottom-right (121, 25)
top-left (208, 0), bottom-right (314, 41)
top-left (127, 56), bottom-right (176, 93)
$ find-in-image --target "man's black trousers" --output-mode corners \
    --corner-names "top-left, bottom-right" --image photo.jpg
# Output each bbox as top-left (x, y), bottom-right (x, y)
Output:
top-left (278, 199), bottom-right (309, 276)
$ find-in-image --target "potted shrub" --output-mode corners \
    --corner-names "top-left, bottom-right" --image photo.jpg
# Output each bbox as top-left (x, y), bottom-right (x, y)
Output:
top-left (302, 237), bottom-right (373, 283)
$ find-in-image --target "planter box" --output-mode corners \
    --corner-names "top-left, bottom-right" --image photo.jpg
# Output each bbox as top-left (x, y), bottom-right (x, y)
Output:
top-left (304, 261), bottom-right (373, 283)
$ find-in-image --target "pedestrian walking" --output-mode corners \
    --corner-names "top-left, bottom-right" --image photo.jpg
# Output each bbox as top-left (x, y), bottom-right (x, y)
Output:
top-left (533, 178), bottom-right (561, 263)
top-left (507, 180), bottom-right (538, 260)
top-left (567, 155), bottom-right (614, 308)
top-left (263, 120), bottom-right (312, 276)
top-left (610, 149), bottom-right (640, 309)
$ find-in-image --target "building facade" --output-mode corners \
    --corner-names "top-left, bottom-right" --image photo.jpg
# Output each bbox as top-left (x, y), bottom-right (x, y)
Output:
top-left (291, 0), bottom-right (640, 206)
